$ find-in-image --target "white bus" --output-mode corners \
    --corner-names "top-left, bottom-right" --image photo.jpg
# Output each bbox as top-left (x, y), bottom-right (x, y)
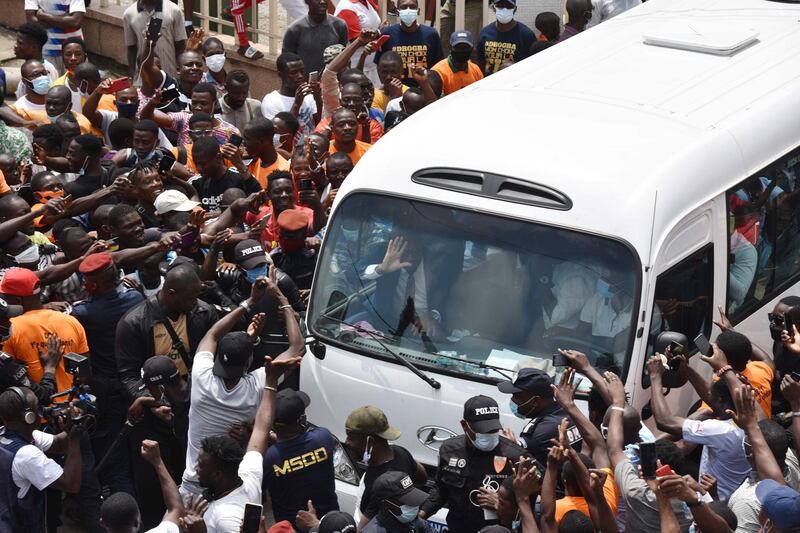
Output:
top-left (300, 0), bottom-right (800, 526)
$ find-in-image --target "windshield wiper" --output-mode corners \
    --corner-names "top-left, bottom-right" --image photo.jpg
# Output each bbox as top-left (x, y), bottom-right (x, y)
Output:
top-left (319, 313), bottom-right (441, 390)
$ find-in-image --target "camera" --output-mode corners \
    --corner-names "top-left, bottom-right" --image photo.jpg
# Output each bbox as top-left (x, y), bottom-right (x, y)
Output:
top-left (64, 352), bottom-right (91, 378)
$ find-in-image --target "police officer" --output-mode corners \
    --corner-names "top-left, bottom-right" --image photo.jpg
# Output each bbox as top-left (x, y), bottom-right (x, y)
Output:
top-left (419, 395), bottom-right (527, 533)
top-left (363, 471), bottom-right (433, 533)
top-left (497, 368), bottom-right (581, 467)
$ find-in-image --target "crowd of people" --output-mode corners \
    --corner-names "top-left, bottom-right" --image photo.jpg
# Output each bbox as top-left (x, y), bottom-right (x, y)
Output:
top-left (16, 0), bottom-right (800, 532)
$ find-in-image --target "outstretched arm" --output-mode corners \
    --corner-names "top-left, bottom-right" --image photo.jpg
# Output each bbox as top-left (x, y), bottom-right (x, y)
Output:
top-left (646, 356), bottom-right (687, 437)
top-left (552, 367), bottom-right (609, 468)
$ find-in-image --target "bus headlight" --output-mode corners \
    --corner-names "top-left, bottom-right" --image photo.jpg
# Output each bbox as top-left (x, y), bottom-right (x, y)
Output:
top-left (333, 440), bottom-right (359, 485)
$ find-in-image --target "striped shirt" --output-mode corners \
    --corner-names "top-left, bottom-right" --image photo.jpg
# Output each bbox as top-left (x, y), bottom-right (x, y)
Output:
top-left (24, 0), bottom-right (86, 58)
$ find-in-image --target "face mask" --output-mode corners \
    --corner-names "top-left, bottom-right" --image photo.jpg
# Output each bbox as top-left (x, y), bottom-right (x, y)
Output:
top-left (596, 278), bottom-right (613, 299)
top-left (451, 50), bottom-right (471, 64)
top-left (273, 133), bottom-right (284, 147)
top-left (470, 430), bottom-right (500, 452)
top-left (116, 101), bottom-right (139, 118)
top-left (206, 53), bottom-right (226, 73)
top-left (78, 155), bottom-right (89, 176)
top-left (495, 7), bottom-right (515, 23)
top-left (78, 80), bottom-right (89, 97)
top-left (11, 245), bottom-right (40, 266)
top-left (396, 504), bottom-right (419, 523)
top-left (245, 264), bottom-right (267, 284)
top-left (278, 237), bottom-right (305, 254)
top-left (398, 8), bottom-right (418, 26)
top-left (141, 150), bottom-right (158, 162)
top-left (29, 75), bottom-right (51, 95)
top-left (47, 111), bottom-right (65, 123)
top-left (35, 189), bottom-right (64, 204)
top-left (509, 396), bottom-right (534, 419)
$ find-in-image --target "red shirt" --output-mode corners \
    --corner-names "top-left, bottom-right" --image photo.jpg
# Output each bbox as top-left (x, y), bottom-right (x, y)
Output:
top-left (245, 204), bottom-right (315, 251)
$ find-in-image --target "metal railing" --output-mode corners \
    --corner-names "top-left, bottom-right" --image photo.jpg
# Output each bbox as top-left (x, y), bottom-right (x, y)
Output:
top-left (96, 0), bottom-right (499, 59)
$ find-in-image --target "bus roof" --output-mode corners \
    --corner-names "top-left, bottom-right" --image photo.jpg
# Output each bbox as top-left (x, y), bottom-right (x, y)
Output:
top-left (343, 0), bottom-right (800, 260)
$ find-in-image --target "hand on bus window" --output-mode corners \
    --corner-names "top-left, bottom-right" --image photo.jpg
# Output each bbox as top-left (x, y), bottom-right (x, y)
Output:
top-left (380, 236), bottom-right (413, 273)
top-left (713, 304), bottom-right (734, 332)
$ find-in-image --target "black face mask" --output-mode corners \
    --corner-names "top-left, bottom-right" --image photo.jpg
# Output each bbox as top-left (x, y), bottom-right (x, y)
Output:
top-left (451, 50), bottom-right (471, 64)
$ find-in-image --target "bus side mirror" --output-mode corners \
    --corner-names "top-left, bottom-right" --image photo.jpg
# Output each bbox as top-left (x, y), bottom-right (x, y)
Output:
top-left (311, 340), bottom-right (326, 360)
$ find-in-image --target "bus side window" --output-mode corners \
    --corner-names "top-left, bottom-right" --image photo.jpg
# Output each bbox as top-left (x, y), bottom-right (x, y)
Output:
top-left (645, 246), bottom-right (714, 375)
top-left (726, 149), bottom-right (800, 318)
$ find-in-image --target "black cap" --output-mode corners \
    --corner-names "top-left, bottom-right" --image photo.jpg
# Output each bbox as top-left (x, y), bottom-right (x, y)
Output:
top-left (0, 297), bottom-right (23, 319)
top-left (212, 332), bottom-right (253, 379)
top-left (497, 368), bottom-right (553, 396)
top-left (316, 511), bottom-right (357, 533)
top-left (275, 389), bottom-right (310, 424)
top-left (463, 395), bottom-right (502, 433)
top-left (139, 356), bottom-right (180, 389)
top-left (371, 471), bottom-right (428, 507)
top-left (480, 527), bottom-right (513, 533)
top-left (234, 239), bottom-right (267, 270)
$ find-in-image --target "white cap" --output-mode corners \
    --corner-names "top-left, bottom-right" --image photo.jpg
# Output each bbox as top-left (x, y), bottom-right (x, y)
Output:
top-left (154, 189), bottom-right (199, 215)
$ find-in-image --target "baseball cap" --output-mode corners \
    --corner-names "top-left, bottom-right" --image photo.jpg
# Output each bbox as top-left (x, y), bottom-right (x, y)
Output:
top-left (140, 356), bottom-right (180, 389)
top-left (79, 252), bottom-right (113, 274)
top-left (323, 44), bottom-right (345, 65)
top-left (316, 511), bottom-right (356, 533)
top-left (277, 209), bottom-right (309, 232)
top-left (212, 332), bottom-right (254, 379)
top-left (275, 389), bottom-right (311, 424)
top-left (491, 0), bottom-right (516, 4)
top-left (756, 479), bottom-right (800, 529)
top-left (450, 30), bottom-right (474, 48)
top-left (234, 239), bottom-right (268, 270)
top-left (497, 368), bottom-right (553, 396)
top-left (154, 189), bottom-right (200, 215)
top-left (345, 406), bottom-right (401, 440)
top-left (463, 395), bottom-right (502, 433)
top-left (371, 471), bottom-right (428, 507)
top-left (0, 297), bottom-right (22, 319)
top-left (0, 268), bottom-right (40, 297)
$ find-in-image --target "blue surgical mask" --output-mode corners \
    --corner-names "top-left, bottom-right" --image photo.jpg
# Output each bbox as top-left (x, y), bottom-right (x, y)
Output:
top-left (29, 75), bottom-right (51, 95)
top-left (397, 504), bottom-right (419, 523)
top-left (116, 101), bottom-right (139, 118)
top-left (398, 8), bottom-right (418, 26)
top-left (273, 133), bottom-right (282, 147)
top-left (510, 395), bottom-right (535, 419)
top-left (78, 156), bottom-right (89, 176)
top-left (596, 278), bottom-right (613, 299)
top-left (495, 7), bottom-right (515, 24)
top-left (47, 111), bottom-right (65, 123)
top-left (141, 150), bottom-right (158, 162)
top-left (471, 431), bottom-right (500, 452)
top-left (245, 264), bottom-right (267, 284)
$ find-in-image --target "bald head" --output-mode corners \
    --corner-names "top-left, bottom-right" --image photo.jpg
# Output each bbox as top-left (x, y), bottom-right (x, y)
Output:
top-left (74, 62), bottom-right (101, 84)
top-left (46, 85), bottom-right (73, 118)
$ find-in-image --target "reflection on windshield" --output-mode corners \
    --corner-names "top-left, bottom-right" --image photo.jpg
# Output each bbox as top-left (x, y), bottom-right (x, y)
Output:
top-left (310, 194), bottom-right (640, 384)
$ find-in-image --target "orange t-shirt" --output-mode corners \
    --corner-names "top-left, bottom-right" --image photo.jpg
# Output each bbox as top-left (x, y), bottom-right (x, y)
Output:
top-left (431, 58), bottom-right (484, 95)
top-left (555, 468), bottom-right (619, 524)
top-left (329, 140), bottom-right (371, 166)
top-left (248, 154), bottom-right (290, 189)
top-left (172, 144), bottom-right (237, 173)
top-left (700, 360), bottom-right (774, 418)
top-left (316, 116), bottom-right (384, 144)
top-left (10, 107), bottom-right (101, 138)
top-left (0, 170), bottom-right (10, 195)
top-left (97, 94), bottom-right (117, 112)
top-left (5, 309), bottom-right (90, 399)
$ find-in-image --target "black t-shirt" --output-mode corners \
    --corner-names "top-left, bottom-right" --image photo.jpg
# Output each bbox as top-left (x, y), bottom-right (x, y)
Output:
top-left (263, 427), bottom-right (339, 527)
top-left (65, 170), bottom-right (109, 199)
top-left (360, 445), bottom-right (418, 517)
top-left (189, 168), bottom-right (261, 211)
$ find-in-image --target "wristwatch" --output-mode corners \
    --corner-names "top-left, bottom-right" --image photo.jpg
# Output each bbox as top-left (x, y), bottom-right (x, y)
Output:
top-left (686, 492), bottom-right (703, 508)
top-left (375, 265), bottom-right (385, 276)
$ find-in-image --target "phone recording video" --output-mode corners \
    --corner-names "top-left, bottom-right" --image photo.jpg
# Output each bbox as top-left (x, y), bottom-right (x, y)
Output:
top-left (639, 442), bottom-right (657, 479)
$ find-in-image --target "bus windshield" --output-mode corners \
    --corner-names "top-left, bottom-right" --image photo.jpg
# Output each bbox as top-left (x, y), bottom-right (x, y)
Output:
top-left (309, 193), bottom-right (640, 387)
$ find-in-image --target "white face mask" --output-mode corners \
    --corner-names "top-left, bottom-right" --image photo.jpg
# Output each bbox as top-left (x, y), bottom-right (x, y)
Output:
top-left (362, 435), bottom-right (373, 463)
top-left (205, 53), bottom-right (226, 73)
top-left (12, 245), bottom-right (40, 266)
top-left (398, 8), bottom-right (418, 27)
top-left (495, 7), bottom-right (515, 24)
